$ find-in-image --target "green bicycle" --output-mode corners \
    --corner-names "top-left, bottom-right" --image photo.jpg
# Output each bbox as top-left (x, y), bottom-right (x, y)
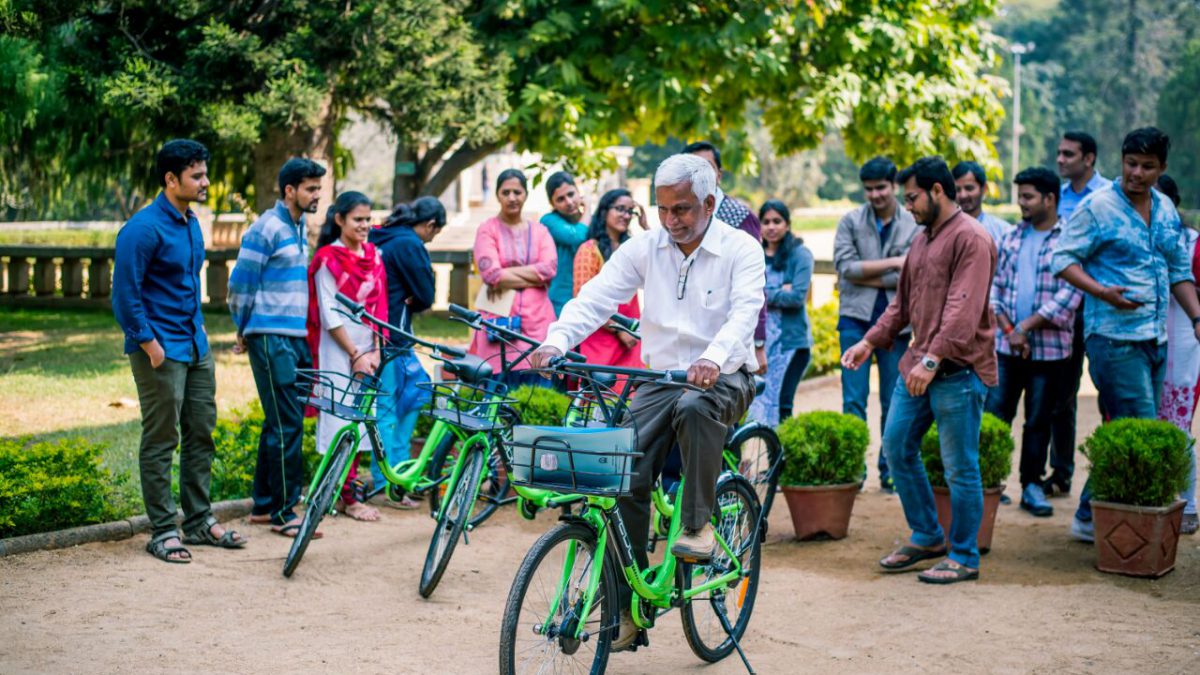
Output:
top-left (498, 360), bottom-right (763, 674)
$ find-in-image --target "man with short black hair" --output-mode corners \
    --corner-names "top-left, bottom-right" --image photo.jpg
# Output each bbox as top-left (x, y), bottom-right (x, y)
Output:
top-left (1052, 126), bottom-right (1200, 542)
top-left (833, 156), bottom-right (919, 491)
top-left (684, 140), bottom-right (767, 372)
top-left (987, 167), bottom-right (1082, 518)
top-left (844, 156), bottom-right (996, 584)
top-left (952, 161), bottom-right (1012, 244)
top-left (114, 139), bottom-right (246, 563)
top-left (228, 157), bottom-right (328, 537)
top-left (1057, 131), bottom-right (1110, 222)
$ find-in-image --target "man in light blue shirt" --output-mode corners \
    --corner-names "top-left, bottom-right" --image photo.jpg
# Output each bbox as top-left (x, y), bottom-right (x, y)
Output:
top-left (952, 161), bottom-right (1011, 245)
top-left (1051, 127), bottom-right (1200, 543)
top-left (1057, 131), bottom-right (1111, 222)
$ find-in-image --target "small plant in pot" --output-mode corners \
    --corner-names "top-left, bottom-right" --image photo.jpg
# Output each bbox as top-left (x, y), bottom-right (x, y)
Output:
top-left (921, 412), bottom-right (1013, 554)
top-left (1083, 419), bottom-right (1190, 578)
top-left (777, 411), bottom-right (869, 540)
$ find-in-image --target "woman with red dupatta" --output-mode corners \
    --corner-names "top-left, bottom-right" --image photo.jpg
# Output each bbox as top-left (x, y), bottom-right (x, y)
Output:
top-left (306, 191), bottom-right (387, 523)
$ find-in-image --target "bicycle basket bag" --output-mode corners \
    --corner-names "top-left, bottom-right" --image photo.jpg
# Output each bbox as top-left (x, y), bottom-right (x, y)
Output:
top-left (509, 425), bottom-right (637, 496)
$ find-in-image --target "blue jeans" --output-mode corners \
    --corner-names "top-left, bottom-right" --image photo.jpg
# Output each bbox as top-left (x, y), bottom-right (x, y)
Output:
top-left (986, 355), bottom-right (1068, 488)
top-left (839, 317), bottom-right (909, 481)
top-left (1075, 336), bottom-right (1167, 521)
top-left (371, 356), bottom-right (427, 491)
top-left (883, 369), bottom-right (987, 569)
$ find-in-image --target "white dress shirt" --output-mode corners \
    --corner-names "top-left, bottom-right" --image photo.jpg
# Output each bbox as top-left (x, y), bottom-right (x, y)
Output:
top-left (544, 217), bottom-right (765, 373)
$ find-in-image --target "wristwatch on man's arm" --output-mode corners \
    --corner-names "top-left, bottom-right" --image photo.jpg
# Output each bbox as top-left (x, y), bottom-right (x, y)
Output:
top-left (920, 355), bottom-right (939, 372)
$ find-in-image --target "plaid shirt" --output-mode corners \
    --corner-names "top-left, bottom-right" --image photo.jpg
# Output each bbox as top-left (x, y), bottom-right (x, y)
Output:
top-left (991, 221), bottom-right (1083, 360)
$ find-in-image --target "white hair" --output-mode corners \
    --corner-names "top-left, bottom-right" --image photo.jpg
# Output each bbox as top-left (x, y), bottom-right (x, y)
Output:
top-left (654, 153), bottom-right (717, 204)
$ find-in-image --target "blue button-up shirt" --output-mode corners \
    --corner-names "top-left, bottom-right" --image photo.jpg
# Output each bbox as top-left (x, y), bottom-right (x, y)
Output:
top-left (1058, 170), bottom-right (1111, 221)
top-left (113, 192), bottom-right (208, 361)
top-left (1050, 178), bottom-right (1192, 343)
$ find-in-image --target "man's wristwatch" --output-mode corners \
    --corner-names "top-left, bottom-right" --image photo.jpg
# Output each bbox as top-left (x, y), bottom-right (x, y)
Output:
top-left (920, 356), bottom-right (939, 372)
top-left (754, 339), bottom-right (765, 349)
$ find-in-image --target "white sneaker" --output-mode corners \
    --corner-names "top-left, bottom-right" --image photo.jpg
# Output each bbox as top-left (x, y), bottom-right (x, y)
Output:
top-left (1070, 517), bottom-right (1095, 543)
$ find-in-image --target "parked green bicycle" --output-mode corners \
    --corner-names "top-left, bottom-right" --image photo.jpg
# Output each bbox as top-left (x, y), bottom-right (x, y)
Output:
top-left (498, 360), bottom-right (763, 674)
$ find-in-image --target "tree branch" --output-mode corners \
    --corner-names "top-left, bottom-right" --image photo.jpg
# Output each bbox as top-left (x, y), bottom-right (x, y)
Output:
top-left (418, 135), bottom-right (459, 182)
top-left (421, 141), bottom-right (502, 197)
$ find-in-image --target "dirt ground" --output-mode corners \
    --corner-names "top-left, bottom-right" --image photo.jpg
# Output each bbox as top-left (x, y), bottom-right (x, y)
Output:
top-left (2, 380), bottom-right (1199, 675)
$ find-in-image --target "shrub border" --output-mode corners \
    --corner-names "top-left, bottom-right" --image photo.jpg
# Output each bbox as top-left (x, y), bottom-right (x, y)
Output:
top-left (0, 498), bottom-right (251, 558)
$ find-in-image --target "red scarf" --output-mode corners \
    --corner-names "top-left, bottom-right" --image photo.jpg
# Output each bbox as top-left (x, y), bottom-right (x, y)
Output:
top-left (306, 241), bottom-right (388, 371)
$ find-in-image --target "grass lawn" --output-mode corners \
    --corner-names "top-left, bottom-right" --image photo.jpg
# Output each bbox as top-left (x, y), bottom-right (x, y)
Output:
top-left (0, 229), bottom-right (120, 247)
top-left (0, 306), bottom-right (469, 518)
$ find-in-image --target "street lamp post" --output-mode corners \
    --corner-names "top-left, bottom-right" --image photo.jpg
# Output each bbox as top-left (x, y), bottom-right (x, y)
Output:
top-left (1010, 42), bottom-right (1035, 205)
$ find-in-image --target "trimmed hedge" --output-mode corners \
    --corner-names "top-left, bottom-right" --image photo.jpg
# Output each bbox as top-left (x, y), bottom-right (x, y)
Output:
top-left (806, 301), bottom-right (839, 378)
top-left (510, 385), bottom-right (572, 426)
top-left (777, 411), bottom-right (869, 486)
top-left (0, 437), bottom-right (120, 538)
top-left (1084, 418), bottom-right (1191, 508)
top-left (920, 412), bottom-right (1013, 489)
top-left (208, 401), bottom-right (320, 502)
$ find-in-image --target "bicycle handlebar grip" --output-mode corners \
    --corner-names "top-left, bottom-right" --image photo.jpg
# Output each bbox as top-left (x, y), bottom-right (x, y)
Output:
top-left (666, 369), bottom-right (689, 383)
top-left (564, 350), bottom-right (586, 363)
top-left (448, 303), bottom-right (481, 323)
top-left (609, 313), bottom-right (638, 331)
top-left (335, 292), bottom-right (365, 314)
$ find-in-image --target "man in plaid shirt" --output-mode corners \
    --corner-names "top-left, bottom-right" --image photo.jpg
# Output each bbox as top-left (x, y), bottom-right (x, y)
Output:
top-left (986, 167), bottom-right (1083, 518)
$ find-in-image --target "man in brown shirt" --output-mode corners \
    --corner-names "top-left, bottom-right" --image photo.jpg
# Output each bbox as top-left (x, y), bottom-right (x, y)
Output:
top-left (842, 156), bottom-right (997, 585)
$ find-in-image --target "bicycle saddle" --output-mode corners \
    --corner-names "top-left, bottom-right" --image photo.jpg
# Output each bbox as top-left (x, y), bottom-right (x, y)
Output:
top-left (442, 354), bottom-right (494, 384)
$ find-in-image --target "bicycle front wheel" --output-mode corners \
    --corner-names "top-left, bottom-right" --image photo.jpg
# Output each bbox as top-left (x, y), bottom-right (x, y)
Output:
top-left (428, 433), bottom-right (510, 530)
top-left (680, 475), bottom-right (762, 662)
top-left (499, 522), bottom-right (616, 675)
top-left (729, 425), bottom-right (782, 517)
top-left (418, 441), bottom-right (485, 598)
top-left (283, 434), bottom-right (353, 578)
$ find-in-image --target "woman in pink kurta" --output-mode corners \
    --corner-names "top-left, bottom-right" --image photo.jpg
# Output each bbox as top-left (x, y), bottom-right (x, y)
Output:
top-left (469, 169), bottom-right (558, 387)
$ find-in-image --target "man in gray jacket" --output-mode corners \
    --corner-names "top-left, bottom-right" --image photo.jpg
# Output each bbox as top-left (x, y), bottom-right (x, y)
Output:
top-left (833, 157), bottom-right (918, 491)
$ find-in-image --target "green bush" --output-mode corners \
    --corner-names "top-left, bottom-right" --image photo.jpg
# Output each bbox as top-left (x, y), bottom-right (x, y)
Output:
top-left (0, 437), bottom-right (119, 538)
top-left (777, 411), bottom-right (869, 486)
top-left (806, 301), bottom-right (840, 379)
top-left (208, 402), bottom-right (319, 502)
top-left (413, 405), bottom-right (435, 439)
top-left (1084, 419), bottom-right (1191, 508)
top-left (921, 413), bottom-right (1013, 488)
top-left (511, 385), bottom-right (572, 426)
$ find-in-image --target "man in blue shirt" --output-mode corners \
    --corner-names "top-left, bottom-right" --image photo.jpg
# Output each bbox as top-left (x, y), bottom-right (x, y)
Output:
top-left (227, 158), bottom-right (326, 536)
top-left (113, 139), bottom-right (246, 563)
top-left (1046, 131), bottom-right (1113, 499)
top-left (1052, 127), bottom-right (1200, 542)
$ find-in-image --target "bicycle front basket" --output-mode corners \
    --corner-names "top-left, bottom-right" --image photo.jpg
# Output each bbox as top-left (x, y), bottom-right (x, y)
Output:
top-left (508, 425), bottom-right (639, 497)
top-left (297, 369), bottom-right (385, 423)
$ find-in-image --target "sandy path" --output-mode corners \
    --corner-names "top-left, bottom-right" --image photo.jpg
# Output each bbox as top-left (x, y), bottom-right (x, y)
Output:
top-left (3, 382), bottom-right (1199, 674)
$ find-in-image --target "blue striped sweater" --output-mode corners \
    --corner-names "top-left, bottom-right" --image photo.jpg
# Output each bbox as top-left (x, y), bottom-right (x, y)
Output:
top-left (227, 201), bottom-right (310, 337)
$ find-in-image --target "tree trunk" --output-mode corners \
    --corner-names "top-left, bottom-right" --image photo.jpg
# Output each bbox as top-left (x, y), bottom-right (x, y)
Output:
top-left (252, 91), bottom-right (337, 248)
top-left (391, 142), bottom-right (421, 206)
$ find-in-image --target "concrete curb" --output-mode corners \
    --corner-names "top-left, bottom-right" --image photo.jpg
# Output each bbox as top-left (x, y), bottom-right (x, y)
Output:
top-left (0, 498), bottom-right (253, 558)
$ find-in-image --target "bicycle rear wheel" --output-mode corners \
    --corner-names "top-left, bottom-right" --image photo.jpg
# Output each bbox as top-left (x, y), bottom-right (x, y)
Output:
top-left (729, 425), bottom-right (782, 517)
top-left (282, 435), bottom-right (353, 578)
top-left (418, 441), bottom-right (485, 598)
top-left (499, 522), bottom-right (616, 675)
top-left (680, 475), bottom-right (762, 662)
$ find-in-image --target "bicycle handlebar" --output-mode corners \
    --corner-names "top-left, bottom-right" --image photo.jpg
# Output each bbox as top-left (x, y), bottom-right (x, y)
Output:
top-left (334, 293), bottom-right (464, 358)
top-left (447, 303), bottom-right (585, 362)
top-left (547, 359), bottom-right (693, 388)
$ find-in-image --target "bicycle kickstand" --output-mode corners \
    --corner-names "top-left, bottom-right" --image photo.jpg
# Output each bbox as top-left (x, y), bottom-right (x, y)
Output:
top-left (713, 600), bottom-right (756, 675)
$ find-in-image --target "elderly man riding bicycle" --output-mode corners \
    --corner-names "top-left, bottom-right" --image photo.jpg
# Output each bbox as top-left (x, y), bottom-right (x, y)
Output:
top-left (531, 152), bottom-right (764, 650)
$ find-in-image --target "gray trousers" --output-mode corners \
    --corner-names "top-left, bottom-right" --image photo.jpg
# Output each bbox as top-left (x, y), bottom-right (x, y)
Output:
top-left (129, 348), bottom-right (217, 537)
top-left (618, 368), bottom-right (755, 570)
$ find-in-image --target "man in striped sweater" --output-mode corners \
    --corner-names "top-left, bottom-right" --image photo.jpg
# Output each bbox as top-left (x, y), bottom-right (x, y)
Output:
top-left (228, 158), bottom-right (327, 536)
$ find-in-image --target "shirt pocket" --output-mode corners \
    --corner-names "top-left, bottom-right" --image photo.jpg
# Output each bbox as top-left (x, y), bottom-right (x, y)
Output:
top-left (702, 285), bottom-right (728, 311)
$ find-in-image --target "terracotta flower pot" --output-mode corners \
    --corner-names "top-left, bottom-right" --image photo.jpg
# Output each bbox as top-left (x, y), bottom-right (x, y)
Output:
top-left (780, 483), bottom-right (860, 541)
top-left (1091, 499), bottom-right (1185, 578)
top-left (932, 485), bottom-right (1005, 554)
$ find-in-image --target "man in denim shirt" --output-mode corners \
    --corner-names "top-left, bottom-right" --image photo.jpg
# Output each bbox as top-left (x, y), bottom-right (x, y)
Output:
top-left (113, 139), bottom-right (246, 562)
top-left (1051, 127), bottom-right (1200, 542)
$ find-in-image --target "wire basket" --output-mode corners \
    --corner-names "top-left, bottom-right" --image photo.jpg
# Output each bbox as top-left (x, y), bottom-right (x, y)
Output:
top-left (297, 369), bottom-right (386, 422)
top-left (416, 379), bottom-right (517, 433)
top-left (507, 425), bottom-right (641, 497)
top-left (563, 386), bottom-right (631, 429)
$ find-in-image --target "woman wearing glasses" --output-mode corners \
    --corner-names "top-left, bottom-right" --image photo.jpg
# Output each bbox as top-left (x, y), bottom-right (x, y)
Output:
top-left (470, 169), bottom-right (559, 387)
top-left (367, 196), bottom-right (446, 508)
top-left (748, 199), bottom-right (814, 427)
top-left (572, 189), bottom-right (650, 370)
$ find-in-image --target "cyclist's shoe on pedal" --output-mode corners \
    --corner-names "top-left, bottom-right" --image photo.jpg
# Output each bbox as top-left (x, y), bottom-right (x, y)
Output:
top-left (671, 523), bottom-right (715, 562)
top-left (612, 611), bottom-right (639, 651)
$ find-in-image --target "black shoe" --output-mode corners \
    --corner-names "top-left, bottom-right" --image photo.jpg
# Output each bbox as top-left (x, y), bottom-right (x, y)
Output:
top-left (999, 493), bottom-right (1012, 505)
top-left (1042, 474), bottom-right (1072, 498)
top-left (880, 476), bottom-right (895, 494)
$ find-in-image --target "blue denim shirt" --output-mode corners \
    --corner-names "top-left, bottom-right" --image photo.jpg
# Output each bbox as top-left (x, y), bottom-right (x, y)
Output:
top-left (1058, 170), bottom-right (1110, 222)
top-left (112, 192), bottom-right (208, 361)
top-left (1050, 179), bottom-right (1192, 343)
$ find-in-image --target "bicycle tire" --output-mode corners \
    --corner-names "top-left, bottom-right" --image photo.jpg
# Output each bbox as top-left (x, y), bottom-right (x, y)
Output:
top-left (282, 434), bottom-right (354, 578)
top-left (499, 522), bottom-right (616, 675)
top-left (418, 441), bottom-right (485, 598)
top-left (428, 408), bottom-right (516, 529)
top-left (679, 475), bottom-right (762, 663)
top-left (729, 425), bottom-right (782, 518)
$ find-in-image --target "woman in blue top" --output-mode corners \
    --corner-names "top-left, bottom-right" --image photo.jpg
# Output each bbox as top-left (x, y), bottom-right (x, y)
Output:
top-left (539, 171), bottom-right (589, 316)
top-left (748, 200), bottom-right (814, 426)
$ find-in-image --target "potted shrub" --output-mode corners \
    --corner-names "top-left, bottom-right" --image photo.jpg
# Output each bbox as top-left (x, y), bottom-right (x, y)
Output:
top-left (777, 411), bottom-right (869, 540)
top-left (1084, 419), bottom-right (1190, 578)
top-left (921, 412), bottom-right (1013, 554)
